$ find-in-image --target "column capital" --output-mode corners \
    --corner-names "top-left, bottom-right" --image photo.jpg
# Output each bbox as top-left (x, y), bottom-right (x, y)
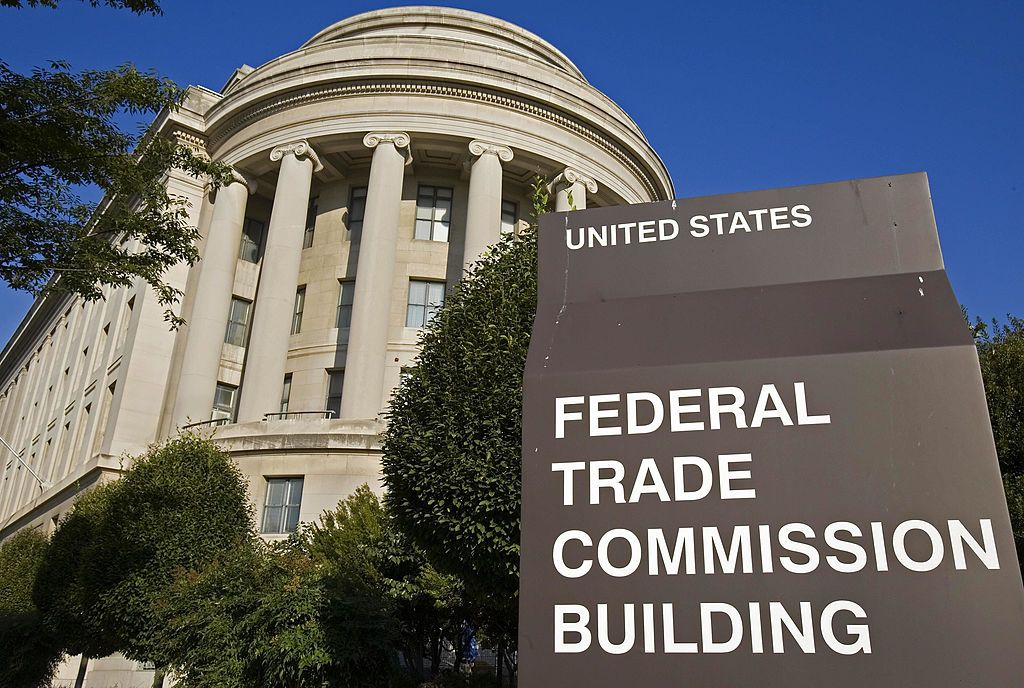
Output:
top-left (208, 168), bottom-right (257, 196)
top-left (468, 139), bottom-right (514, 163)
top-left (363, 131), bottom-right (413, 165)
top-left (270, 139), bottom-right (323, 172)
top-left (552, 167), bottom-right (598, 194)
top-left (229, 168), bottom-right (259, 194)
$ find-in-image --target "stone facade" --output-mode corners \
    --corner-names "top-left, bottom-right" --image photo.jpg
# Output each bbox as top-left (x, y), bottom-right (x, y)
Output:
top-left (0, 7), bottom-right (672, 685)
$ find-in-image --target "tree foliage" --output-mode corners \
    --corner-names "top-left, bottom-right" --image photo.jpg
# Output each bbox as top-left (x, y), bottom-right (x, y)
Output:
top-left (159, 486), bottom-right (463, 687)
top-left (0, 528), bottom-right (62, 688)
top-left (975, 316), bottom-right (1024, 475)
top-left (1, 0), bottom-right (160, 12)
top-left (382, 221), bottom-right (539, 646)
top-left (0, 60), bottom-right (232, 325)
top-left (33, 434), bottom-right (253, 667)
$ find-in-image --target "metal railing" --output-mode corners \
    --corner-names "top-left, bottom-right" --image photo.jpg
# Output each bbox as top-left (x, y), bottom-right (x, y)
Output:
top-left (262, 410), bottom-right (337, 421)
top-left (181, 417), bottom-right (233, 430)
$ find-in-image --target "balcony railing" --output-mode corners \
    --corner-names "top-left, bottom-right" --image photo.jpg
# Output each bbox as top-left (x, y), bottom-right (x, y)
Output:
top-left (181, 418), bottom-right (233, 430)
top-left (262, 410), bottom-right (337, 421)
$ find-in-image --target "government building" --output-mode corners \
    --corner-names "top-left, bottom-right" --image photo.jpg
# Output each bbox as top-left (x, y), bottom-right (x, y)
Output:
top-left (0, 6), bottom-right (672, 685)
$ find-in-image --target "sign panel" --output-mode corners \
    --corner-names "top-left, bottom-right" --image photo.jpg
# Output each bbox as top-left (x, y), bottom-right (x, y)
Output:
top-left (519, 173), bottom-right (1024, 686)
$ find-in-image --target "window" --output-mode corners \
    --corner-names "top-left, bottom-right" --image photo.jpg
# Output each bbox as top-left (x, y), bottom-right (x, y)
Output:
top-left (347, 186), bottom-right (367, 237)
top-left (240, 218), bottom-right (265, 263)
top-left (261, 477), bottom-right (303, 534)
top-left (211, 383), bottom-right (237, 422)
top-left (291, 287), bottom-right (306, 335)
top-left (406, 280), bottom-right (445, 327)
top-left (501, 200), bottom-right (518, 235)
top-left (224, 297), bottom-right (251, 346)
top-left (303, 197), bottom-right (318, 249)
top-left (336, 281), bottom-right (355, 328)
top-left (280, 374), bottom-right (292, 414)
top-left (325, 369), bottom-right (344, 418)
top-left (414, 185), bottom-right (452, 241)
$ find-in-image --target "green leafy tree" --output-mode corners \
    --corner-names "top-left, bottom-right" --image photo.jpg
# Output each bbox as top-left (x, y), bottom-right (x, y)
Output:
top-left (0, 528), bottom-right (62, 688)
top-left (382, 180), bottom-right (547, 656)
top-left (974, 316), bottom-right (1024, 564)
top-left (305, 485), bottom-right (468, 682)
top-left (2, 0), bottom-right (232, 326)
top-left (34, 434), bottom-right (253, 676)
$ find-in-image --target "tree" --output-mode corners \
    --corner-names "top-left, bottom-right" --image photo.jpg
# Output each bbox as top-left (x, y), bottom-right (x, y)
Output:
top-left (976, 316), bottom-right (1024, 475)
top-left (381, 181), bottom-right (546, 656)
top-left (1, 1), bottom-right (160, 11)
top-left (974, 316), bottom-right (1024, 563)
top-left (0, 528), bottom-right (62, 688)
top-left (33, 433), bottom-right (254, 679)
top-left (2, 0), bottom-right (232, 326)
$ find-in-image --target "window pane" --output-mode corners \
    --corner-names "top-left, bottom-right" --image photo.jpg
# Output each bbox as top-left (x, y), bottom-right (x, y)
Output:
top-left (266, 479), bottom-right (285, 507)
top-left (415, 218), bottom-right (432, 240)
top-left (406, 304), bottom-right (425, 328)
top-left (280, 374), bottom-right (292, 413)
top-left (262, 506), bottom-right (282, 533)
top-left (433, 222), bottom-right (449, 242)
top-left (286, 478), bottom-right (303, 506)
top-left (348, 187), bottom-right (367, 236)
top-left (409, 280), bottom-right (426, 305)
top-left (284, 505), bottom-right (300, 533)
top-left (240, 218), bottom-right (264, 263)
top-left (291, 287), bottom-right (305, 335)
top-left (326, 370), bottom-right (343, 417)
top-left (427, 281), bottom-right (445, 305)
top-left (303, 197), bottom-right (318, 249)
top-left (224, 298), bottom-right (251, 346)
top-left (501, 200), bottom-right (518, 234)
top-left (336, 282), bottom-right (354, 328)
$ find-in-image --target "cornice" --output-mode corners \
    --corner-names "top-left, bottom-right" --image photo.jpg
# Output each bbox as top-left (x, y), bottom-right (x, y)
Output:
top-left (207, 79), bottom-right (664, 201)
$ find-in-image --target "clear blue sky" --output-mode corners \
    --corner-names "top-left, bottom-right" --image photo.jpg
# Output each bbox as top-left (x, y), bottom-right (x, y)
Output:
top-left (2, 0), bottom-right (1021, 342)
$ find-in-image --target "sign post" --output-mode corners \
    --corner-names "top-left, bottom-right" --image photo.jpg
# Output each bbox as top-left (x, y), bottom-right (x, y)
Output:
top-left (519, 173), bottom-right (1024, 686)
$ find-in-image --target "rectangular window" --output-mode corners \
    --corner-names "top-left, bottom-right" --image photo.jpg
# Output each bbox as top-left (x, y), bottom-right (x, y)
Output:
top-left (325, 369), bottom-right (344, 418)
top-left (280, 373), bottom-right (292, 414)
top-left (347, 186), bottom-right (367, 237)
top-left (406, 280), bottom-right (446, 328)
top-left (224, 297), bottom-right (252, 347)
top-left (336, 280), bottom-right (355, 328)
top-left (261, 477), bottom-right (303, 534)
top-left (240, 218), bottom-right (265, 263)
top-left (303, 197), bottom-right (318, 249)
top-left (211, 383), bottom-right (237, 422)
top-left (414, 185), bottom-right (453, 242)
top-left (291, 287), bottom-right (306, 335)
top-left (501, 200), bottom-right (518, 235)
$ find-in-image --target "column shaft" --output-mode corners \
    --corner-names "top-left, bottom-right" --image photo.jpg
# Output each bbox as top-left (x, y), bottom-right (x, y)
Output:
top-left (339, 133), bottom-right (409, 420)
top-left (236, 144), bottom-right (318, 421)
top-left (171, 175), bottom-right (251, 427)
top-left (463, 140), bottom-right (513, 267)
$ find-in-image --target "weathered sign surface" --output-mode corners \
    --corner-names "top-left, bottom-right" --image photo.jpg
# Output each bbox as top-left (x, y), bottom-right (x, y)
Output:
top-left (519, 173), bottom-right (1024, 686)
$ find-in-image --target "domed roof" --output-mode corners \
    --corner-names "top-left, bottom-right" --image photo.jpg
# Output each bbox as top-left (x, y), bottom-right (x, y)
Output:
top-left (301, 6), bottom-right (586, 80)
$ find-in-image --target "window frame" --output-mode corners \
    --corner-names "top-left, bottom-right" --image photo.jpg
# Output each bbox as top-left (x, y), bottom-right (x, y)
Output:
top-left (347, 186), bottom-right (368, 238)
top-left (212, 383), bottom-right (237, 422)
top-left (224, 296), bottom-right (252, 347)
top-left (291, 286), bottom-right (306, 335)
top-left (414, 185), bottom-right (453, 242)
top-left (261, 476), bottom-right (303, 534)
top-left (406, 279), bottom-right (446, 328)
top-left (501, 200), bottom-right (518, 235)
top-left (336, 280), bottom-right (355, 329)
top-left (325, 369), bottom-right (344, 419)
top-left (239, 217), bottom-right (266, 263)
top-left (303, 197), bottom-right (318, 249)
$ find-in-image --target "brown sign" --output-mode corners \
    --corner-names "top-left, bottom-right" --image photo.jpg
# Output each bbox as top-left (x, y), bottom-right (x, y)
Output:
top-left (519, 173), bottom-right (1024, 686)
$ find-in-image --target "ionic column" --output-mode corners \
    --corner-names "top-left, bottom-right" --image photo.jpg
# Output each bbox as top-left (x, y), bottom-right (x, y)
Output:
top-left (463, 140), bottom-right (513, 267)
top-left (171, 171), bottom-right (255, 428)
top-left (338, 132), bottom-right (411, 421)
top-left (552, 168), bottom-right (598, 211)
top-left (236, 141), bottom-right (322, 422)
